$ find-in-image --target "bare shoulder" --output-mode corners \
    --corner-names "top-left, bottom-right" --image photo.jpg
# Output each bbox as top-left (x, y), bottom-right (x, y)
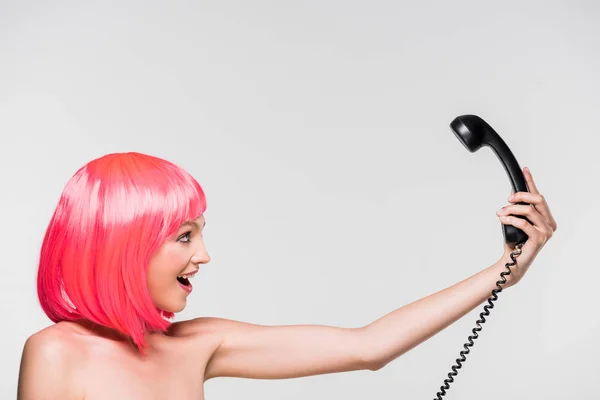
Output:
top-left (172, 316), bottom-right (230, 350)
top-left (167, 316), bottom-right (241, 340)
top-left (180, 316), bottom-right (258, 346)
top-left (184, 316), bottom-right (263, 332)
top-left (17, 324), bottom-right (84, 400)
top-left (176, 317), bottom-right (250, 377)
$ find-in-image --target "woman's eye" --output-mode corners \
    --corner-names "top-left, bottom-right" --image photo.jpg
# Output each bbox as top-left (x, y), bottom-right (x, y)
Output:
top-left (178, 231), bottom-right (192, 243)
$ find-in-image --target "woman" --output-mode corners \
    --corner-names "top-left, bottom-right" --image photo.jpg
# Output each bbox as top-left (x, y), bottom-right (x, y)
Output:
top-left (17, 152), bottom-right (557, 399)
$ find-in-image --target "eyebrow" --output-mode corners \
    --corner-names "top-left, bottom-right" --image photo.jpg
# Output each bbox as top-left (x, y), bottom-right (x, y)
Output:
top-left (180, 220), bottom-right (206, 229)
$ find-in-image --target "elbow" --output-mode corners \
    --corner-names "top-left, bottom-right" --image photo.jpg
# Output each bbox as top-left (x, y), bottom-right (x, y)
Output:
top-left (367, 361), bottom-right (385, 371)
top-left (356, 326), bottom-right (386, 371)
top-left (364, 355), bottom-right (386, 371)
top-left (366, 352), bottom-right (388, 371)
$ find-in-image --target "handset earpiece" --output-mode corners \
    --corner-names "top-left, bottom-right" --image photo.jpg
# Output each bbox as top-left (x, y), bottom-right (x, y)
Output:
top-left (450, 115), bottom-right (530, 245)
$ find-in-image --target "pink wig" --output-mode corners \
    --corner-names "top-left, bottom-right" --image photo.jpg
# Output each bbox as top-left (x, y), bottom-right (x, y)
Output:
top-left (37, 152), bottom-right (207, 355)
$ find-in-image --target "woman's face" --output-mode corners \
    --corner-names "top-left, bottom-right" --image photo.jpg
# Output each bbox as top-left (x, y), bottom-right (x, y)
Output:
top-left (146, 214), bottom-right (209, 313)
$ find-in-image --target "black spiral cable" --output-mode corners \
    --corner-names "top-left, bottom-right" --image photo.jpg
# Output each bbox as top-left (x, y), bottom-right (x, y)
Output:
top-left (433, 241), bottom-right (525, 399)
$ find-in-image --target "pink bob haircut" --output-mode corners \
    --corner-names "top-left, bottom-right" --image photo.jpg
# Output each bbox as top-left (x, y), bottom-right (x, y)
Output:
top-left (37, 152), bottom-right (206, 355)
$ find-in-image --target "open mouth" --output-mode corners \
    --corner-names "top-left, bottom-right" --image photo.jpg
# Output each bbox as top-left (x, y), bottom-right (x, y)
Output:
top-left (176, 276), bottom-right (191, 286)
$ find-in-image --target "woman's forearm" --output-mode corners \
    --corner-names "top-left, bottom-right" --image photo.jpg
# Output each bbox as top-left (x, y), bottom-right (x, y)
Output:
top-left (362, 259), bottom-right (516, 369)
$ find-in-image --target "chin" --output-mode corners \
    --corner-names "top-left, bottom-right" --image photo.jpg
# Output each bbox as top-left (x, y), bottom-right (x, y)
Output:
top-left (156, 298), bottom-right (187, 314)
top-left (164, 302), bottom-right (186, 314)
top-left (174, 304), bottom-right (187, 313)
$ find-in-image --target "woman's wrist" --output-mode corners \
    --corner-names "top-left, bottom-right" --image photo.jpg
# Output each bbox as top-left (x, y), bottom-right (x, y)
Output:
top-left (491, 256), bottom-right (520, 288)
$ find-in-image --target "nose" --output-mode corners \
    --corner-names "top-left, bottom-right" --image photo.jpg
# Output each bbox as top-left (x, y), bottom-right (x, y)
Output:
top-left (191, 241), bottom-right (210, 265)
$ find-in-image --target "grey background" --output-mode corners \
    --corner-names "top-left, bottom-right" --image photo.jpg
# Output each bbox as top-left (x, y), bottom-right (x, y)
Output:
top-left (1, 0), bottom-right (598, 399)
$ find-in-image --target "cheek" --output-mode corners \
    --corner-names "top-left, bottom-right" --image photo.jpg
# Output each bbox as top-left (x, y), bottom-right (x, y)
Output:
top-left (149, 250), bottom-right (188, 279)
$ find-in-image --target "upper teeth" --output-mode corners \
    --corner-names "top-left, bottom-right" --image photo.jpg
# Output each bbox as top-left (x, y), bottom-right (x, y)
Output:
top-left (178, 272), bottom-right (196, 279)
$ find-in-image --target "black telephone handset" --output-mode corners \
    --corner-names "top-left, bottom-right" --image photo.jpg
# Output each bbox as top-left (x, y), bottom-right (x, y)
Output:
top-left (450, 114), bottom-right (531, 244)
top-left (432, 115), bottom-right (531, 399)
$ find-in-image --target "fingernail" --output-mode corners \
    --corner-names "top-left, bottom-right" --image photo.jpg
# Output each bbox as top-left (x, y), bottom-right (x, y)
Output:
top-left (525, 166), bottom-right (530, 173)
top-left (508, 194), bottom-right (514, 201)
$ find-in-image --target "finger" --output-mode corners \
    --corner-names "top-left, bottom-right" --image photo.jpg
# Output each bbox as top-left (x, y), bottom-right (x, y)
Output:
top-left (523, 166), bottom-right (540, 194)
top-left (522, 168), bottom-right (557, 232)
top-left (499, 214), bottom-right (548, 259)
top-left (509, 191), bottom-right (544, 205)
top-left (498, 215), bottom-right (545, 246)
top-left (497, 204), bottom-right (552, 235)
top-left (508, 192), bottom-right (557, 232)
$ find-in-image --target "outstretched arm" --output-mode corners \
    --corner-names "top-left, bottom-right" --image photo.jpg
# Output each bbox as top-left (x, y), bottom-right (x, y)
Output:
top-left (200, 260), bottom-right (518, 381)
top-left (200, 169), bottom-right (556, 380)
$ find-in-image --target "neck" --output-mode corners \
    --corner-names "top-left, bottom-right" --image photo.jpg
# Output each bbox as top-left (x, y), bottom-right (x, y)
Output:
top-left (72, 319), bottom-right (166, 344)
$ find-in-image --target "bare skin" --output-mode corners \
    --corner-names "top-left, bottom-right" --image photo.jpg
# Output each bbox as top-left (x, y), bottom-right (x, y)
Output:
top-left (18, 167), bottom-right (557, 399)
top-left (18, 214), bottom-right (220, 400)
top-left (19, 318), bottom-right (223, 400)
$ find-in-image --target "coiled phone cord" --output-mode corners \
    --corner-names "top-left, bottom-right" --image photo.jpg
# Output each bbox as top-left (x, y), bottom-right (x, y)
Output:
top-left (433, 241), bottom-right (524, 399)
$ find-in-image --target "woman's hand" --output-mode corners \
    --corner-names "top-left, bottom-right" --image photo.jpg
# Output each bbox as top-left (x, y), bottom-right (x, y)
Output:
top-left (495, 167), bottom-right (557, 285)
